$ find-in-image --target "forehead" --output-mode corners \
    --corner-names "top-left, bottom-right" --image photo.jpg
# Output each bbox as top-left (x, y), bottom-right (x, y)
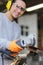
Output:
top-left (14, 0), bottom-right (26, 8)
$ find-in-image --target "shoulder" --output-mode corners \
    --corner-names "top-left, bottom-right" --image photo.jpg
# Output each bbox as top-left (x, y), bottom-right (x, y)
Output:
top-left (0, 12), bottom-right (5, 18)
top-left (0, 12), bottom-right (6, 24)
top-left (0, 12), bottom-right (4, 15)
top-left (0, 12), bottom-right (7, 21)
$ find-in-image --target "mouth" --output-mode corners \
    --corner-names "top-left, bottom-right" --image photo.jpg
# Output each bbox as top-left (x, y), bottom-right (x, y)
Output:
top-left (15, 13), bottom-right (21, 18)
top-left (13, 10), bottom-right (21, 18)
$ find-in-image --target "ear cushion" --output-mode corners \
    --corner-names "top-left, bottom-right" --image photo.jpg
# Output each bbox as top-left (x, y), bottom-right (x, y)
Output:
top-left (6, 0), bottom-right (12, 10)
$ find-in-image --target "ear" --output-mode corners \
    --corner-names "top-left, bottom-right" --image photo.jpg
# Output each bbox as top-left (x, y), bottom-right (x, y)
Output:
top-left (6, 0), bottom-right (12, 10)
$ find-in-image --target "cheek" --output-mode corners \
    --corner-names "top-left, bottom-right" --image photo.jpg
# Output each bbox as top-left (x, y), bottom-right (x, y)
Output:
top-left (10, 9), bottom-right (16, 15)
top-left (11, 6), bottom-right (16, 12)
top-left (19, 12), bottom-right (24, 16)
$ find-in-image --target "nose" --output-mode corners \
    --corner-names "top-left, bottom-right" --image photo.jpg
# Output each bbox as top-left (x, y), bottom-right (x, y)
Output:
top-left (17, 8), bottom-right (21, 13)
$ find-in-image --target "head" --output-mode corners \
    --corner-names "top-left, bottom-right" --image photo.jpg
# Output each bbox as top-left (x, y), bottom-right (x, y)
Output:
top-left (8, 0), bottom-right (26, 19)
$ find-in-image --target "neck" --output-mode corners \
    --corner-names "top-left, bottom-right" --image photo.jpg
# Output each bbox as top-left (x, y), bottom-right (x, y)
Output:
top-left (5, 11), bottom-right (14, 21)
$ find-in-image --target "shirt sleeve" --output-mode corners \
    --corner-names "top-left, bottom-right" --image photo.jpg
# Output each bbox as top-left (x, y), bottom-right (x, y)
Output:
top-left (0, 15), bottom-right (10, 50)
top-left (0, 38), bottom-right (10, 50)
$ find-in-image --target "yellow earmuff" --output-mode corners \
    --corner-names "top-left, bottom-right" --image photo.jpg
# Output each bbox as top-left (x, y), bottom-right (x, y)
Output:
top-left (6, 0), bottom-right (12, 10)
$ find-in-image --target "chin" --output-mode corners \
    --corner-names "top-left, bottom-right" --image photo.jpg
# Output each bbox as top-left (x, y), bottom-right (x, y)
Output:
top-left (14, 17), bottom-right (18, 19)
top-left (13, 16), bottom-right (17, 19)
top-left (13, 15), bottom-right (20, 19)
top-left (14, 16), bottom-right (20, 18)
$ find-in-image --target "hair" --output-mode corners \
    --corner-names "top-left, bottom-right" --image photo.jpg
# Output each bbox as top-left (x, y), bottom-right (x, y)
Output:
top-left (12, 0), bottom-right (27, 3)
top-left (12, 0), bottom-right (16, 3)
top-left (12, 0), bottom-right (27, 4)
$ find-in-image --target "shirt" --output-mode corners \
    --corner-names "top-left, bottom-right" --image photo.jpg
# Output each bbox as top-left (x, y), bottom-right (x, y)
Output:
top-left (0, 12), bottom-right (21, 50)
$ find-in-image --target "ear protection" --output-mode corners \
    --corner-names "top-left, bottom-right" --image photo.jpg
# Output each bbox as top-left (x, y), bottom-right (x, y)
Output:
top-left (6, 0), bottom-right (12, 10)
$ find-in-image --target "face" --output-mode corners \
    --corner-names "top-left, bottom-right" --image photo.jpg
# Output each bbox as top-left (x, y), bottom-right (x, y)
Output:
top-left (10, 0), bottom-right (26, 18)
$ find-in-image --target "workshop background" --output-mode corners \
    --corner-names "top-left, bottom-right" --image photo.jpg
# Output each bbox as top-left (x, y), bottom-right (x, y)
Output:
top-left (0, 0), bottom-right (43, 65)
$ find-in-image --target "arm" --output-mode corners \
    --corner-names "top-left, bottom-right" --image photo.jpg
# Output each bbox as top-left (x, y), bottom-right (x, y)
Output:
top-left (0, 38), bottom-right (23, 57)
top-left (0, 38), bottom-right (10, 50)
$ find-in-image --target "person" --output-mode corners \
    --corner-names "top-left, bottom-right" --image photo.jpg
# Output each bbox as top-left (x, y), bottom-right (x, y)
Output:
top-left (0, 0), bottom-right (27, 65)
top-left (0, 0), bottom-right (35, 58)
top-left (0, 0), bottom-right (37, 65)
top-left (0, 0), bottom-right (27, 57)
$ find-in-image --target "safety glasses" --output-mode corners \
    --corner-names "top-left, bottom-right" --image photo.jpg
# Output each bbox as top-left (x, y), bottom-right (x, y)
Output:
top-left (16, 5), bottom-right (26, 12)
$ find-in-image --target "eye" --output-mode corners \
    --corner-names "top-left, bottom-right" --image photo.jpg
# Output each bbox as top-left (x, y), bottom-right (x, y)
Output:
top-left (16, 5), bottom-right (25, 11)
top-left (21, 7), bottom-right (25, 11)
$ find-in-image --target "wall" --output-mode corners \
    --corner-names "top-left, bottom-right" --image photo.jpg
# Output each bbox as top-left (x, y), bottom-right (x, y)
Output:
top-left (18, 14), bottom-right (38, 47)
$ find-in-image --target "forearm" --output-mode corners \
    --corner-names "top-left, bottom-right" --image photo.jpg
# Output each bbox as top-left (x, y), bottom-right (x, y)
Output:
top-left (0, 38), bottom-right (23, 57)
top-left (0, 38), bottom-right (23, 51)
top-left (0, 38), bottom-right (10, 50)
